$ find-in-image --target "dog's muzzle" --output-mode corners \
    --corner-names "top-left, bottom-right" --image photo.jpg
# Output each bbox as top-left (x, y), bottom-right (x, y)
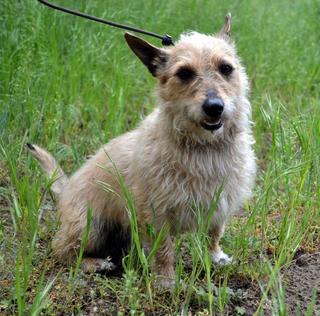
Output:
top-left (201, 92), bottom-right (224, 131)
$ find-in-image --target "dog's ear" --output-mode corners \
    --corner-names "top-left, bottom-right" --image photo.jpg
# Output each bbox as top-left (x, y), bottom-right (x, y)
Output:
top-left (218, 13), bottom-right (231, 39)
top-left (124, 32), bottom-right (167, 77)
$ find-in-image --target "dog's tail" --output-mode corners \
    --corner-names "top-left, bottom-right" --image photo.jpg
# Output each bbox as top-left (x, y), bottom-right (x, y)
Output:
top-left (26, 143), bottom-right (68, 197)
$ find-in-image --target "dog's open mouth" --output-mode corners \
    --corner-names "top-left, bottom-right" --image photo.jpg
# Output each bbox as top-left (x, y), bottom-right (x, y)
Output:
top-left (201, 118), bottom-right (223, 131)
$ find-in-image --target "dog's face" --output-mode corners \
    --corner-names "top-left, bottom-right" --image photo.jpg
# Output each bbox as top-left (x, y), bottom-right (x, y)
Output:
top-left (125, 14), bottom-right (249, 141)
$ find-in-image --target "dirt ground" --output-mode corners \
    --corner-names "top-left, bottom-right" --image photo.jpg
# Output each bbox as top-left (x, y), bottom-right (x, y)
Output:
top-left (283, 250), bottom-right (320, 315)
top-left (228, 250), bottom-right (320, 316)
top-left (0, 198), bottom-right (319, 315)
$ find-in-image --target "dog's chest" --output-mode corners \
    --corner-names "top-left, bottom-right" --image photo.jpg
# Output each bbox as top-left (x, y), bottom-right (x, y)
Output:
top-left (160, 147), bottom-right (235, 209)
top-left (153, 148), bottom-right (234, 231)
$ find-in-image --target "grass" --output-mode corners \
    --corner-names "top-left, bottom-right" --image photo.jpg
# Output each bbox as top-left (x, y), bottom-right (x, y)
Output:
top-left (0, 0), bottom-right (319, 315)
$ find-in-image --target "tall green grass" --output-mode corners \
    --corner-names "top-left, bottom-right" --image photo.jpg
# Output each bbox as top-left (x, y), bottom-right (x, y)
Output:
top-left (1, 0), bottom-right (319, 314)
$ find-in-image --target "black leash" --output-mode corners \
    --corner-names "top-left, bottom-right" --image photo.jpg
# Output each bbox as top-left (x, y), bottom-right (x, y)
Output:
top-left (38, 0), bottom-right (174, 46)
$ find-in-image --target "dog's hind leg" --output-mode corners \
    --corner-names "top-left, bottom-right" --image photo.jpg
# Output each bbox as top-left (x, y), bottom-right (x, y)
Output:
top-left (52, 223), bottom-right (116, 272)
top-left (52, 215), bottom-right (129, 273)
top-left (81, 257), bottom-right (115, 273)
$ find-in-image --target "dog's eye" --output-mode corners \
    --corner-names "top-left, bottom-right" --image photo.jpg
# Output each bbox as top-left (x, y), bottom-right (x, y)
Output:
top-left (219, 64), bottom-right (233, 76)
top-left (175, 67), bottom-right (195, 82)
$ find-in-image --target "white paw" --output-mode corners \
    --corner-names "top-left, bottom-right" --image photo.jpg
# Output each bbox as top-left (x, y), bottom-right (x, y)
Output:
top-left (98, 258), bottom-right (116, 271)
top-left (155, 277), bottom-right (176, 290)
top-left (212, 250), bottom-right (233, 265)
top-left (81, 257), bottom-right (115, 273)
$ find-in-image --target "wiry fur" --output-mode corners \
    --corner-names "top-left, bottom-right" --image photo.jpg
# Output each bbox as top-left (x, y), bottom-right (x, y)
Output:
top-left (28, 16), bottom-right (256, 286)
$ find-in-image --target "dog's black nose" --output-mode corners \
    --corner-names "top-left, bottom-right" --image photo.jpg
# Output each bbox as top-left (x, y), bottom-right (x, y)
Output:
top-left (202, 96), bottom-right (224, 117)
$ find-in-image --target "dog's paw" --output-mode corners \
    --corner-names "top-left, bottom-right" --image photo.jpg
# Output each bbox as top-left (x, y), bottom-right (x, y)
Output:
top-left (154, 276), bottom-right (176, 290)
top-left (212, 250), bottom-right (233, 265)
top-left (81, 257), bottom-right (115, 273)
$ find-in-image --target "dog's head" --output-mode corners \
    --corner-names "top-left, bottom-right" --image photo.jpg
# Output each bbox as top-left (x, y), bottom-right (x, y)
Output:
top-left (125, 14), bottom-right (250, 143)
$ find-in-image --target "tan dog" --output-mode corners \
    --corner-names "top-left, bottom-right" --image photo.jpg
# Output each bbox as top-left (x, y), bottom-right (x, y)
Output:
top-left (27, 14), bottom-right (256, 286)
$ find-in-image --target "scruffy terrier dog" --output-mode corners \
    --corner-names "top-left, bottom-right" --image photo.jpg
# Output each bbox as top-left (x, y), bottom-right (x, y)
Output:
top-left (28, 14), bottom-right (256, 287)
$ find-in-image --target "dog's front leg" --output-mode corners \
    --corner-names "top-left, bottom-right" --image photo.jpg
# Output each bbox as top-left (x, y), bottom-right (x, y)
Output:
top-left (209, 223), bottom-right (232, 264)
top-left (151, 235), bottom-right (175, 288)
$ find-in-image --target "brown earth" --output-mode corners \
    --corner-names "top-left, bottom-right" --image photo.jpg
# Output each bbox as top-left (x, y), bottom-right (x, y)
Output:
top-left (283, 250), bottom-right (320, 315)
top-left (0, 198), bottom-right (319, 315)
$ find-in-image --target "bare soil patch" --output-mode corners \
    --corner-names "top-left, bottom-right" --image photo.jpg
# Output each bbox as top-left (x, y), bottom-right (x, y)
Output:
top-left (283, 250), bottom-right (320, 315)
top-left (1, 202), bottom-right (319, 315)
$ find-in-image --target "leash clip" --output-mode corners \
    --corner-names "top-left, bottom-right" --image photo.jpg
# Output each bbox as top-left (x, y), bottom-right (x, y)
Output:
top-left (162, 35), bottom-right (174, 46)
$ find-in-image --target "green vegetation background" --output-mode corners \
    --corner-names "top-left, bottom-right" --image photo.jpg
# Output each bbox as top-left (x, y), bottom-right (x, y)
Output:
top-left (0, 0), bottom-right (319, 315)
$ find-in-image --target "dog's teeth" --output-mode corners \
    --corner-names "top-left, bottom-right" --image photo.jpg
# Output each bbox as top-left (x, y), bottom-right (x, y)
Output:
top-left (204, 120), bottom-right (221, 126)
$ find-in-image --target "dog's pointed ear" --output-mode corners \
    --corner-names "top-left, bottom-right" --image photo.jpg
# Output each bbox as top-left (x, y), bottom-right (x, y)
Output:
top-left (218, 13), bottom-right (231, 39)
top-left (124, 32), bottom-right (167, 77)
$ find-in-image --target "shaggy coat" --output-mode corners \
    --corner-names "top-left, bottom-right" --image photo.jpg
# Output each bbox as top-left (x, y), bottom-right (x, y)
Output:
top-left (28, 15), bottom-right (256, 285)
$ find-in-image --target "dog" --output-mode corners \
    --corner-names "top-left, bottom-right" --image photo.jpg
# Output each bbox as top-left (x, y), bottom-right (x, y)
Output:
top-left (27, 14), bottom-right (256, 287)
